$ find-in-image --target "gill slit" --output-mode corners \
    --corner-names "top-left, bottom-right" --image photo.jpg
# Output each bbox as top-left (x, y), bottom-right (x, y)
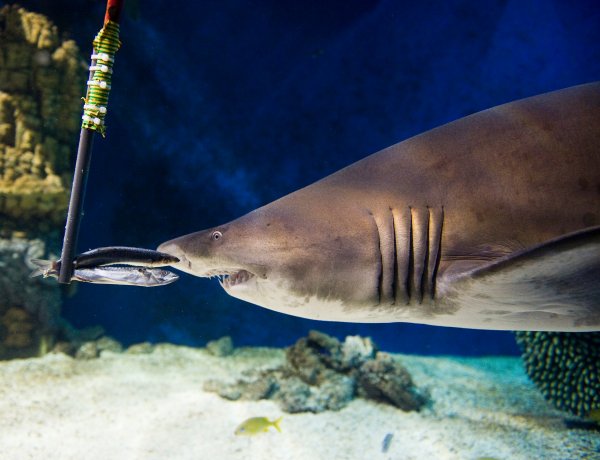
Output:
top-left (371, 211), bottom-right (383, 305)
top-left (370, 208), bottom-right (395, 305)
top-left (406, 207), bottom-right (414, 304)
top-left (390, 207), bottom-right (398, 305)
top-left (427, 206), bottom-right (444, 300)
top-left (408, 206), bottom-right (444, 303)
top-left (371, 206), bottom-right (443, 305)
top-left (411, 207), bottom-right (428, 303)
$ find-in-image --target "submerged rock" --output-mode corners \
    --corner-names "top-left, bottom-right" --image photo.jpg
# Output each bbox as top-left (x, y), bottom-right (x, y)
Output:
top-left (203, 330), bottom-right (428, 413)
top-left (206, 336), bottom-right (234, 357)
top-left (356, 352), bottom-right (428, 411)
top-left (96, 336), bottom-right (123, 354)
top-left (0, 236), bottom-right (61, 359)
top-left (205, 373), bottom-right (278, 401)
top-left (0, 5), bottom-right (84, 233)
top-left (0, 6), bottom-right (84, 360)
top-left (75, 341), bottom-right (98, 360)
top-left (277, 373), bottom-right (355, 413)
top-left (126, 342), bottom-right (155, 354)
top-left (74, 336), bottom-right (123, 359)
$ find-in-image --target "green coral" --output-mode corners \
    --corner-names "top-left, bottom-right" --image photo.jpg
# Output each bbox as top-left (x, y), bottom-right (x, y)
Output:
top-left (515, 331), bottom-right (600, 419)
top-left (0, 5), bottom-right (85, 235)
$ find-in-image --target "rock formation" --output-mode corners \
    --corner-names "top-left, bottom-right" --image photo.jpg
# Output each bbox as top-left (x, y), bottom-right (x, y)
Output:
top-left (204, 330), bottom-right (429, 413)
top-left (0, 5), bottom-right (84, 358)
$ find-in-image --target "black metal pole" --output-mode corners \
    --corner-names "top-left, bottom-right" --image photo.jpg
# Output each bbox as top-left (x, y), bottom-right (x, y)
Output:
top-left (57, 1), bottom-right (123, 284)
top-left (58, 129), bottom-right (95, 283)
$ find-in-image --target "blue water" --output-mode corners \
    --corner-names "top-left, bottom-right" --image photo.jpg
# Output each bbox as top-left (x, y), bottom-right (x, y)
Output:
top-left (10, 0), bottom-right (600, 354)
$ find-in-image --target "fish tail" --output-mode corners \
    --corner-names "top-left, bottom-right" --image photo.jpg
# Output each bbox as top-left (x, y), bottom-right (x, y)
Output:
top-left (29, 259), bottom-right (55, 278)
top-left (272, 416), bottom-right (283, 433)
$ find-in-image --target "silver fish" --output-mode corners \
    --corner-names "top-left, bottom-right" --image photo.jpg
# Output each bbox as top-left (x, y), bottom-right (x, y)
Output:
top-left (44, 246), bottom-right (179, 272)
top-left (30, 260), bottom-right (178, 287)
top-left (71, 246), bottom-right (180, 269)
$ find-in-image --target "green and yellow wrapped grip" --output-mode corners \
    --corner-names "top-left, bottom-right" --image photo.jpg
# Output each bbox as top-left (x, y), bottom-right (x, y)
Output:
top-left (81, 20), bottom-right (121, 136)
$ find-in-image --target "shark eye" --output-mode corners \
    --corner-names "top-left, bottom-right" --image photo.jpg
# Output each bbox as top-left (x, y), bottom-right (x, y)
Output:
top-left (211, 231), bottom-right (223, 241)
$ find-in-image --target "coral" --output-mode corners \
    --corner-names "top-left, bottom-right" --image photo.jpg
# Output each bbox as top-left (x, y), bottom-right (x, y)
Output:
top-left (206, 335), bottom-right (234, 357)
top-left (0, 5), bottom-right (85, 234)
top-left (203, 330), bottom-right (428, 413)
top-left (341, 334), bottom-right (376, 369)
top-left (515, 331), bottom-right (600, 419)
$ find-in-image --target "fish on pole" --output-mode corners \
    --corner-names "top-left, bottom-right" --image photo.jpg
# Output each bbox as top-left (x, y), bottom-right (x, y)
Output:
top-left (58, 0), bottom-right (125, 283)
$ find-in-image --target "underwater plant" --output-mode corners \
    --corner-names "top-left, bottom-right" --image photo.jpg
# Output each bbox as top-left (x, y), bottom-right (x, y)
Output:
top-left (515, 331), bottom-right (600, 420)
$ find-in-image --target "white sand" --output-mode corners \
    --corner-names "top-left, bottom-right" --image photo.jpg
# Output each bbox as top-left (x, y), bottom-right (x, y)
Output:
top-left (0, 344), bottom-right (597, 460)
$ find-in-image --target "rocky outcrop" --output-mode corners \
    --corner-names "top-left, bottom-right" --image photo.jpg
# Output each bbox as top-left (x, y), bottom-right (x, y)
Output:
top-left (0, 236), bottom-right (60, 358)
top-left (203, 330), bottom-right (429, 413)
top-left (0, 5), bottom-right (84, 234)
top-left (0, 6), bottom-right (84, 359)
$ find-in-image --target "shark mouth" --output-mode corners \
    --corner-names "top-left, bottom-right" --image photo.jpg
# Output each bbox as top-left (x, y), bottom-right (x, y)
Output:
top-left (207, 269), bottom-right (255, 289)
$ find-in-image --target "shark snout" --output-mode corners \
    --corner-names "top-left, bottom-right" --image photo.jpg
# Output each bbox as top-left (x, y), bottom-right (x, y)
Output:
top-left (157, 239), bottom-right (192, 271)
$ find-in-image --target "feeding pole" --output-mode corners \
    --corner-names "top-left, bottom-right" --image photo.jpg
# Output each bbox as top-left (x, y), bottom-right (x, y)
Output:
top-left (58, 0), bottom-right (125, 283)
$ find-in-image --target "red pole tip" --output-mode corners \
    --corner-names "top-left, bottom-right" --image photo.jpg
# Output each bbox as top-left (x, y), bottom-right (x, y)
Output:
top-left (104, 0), bottom-right (125, 24)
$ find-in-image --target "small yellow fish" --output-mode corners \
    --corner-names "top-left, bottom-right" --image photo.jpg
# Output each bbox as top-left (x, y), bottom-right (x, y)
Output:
top-left (234, 416), bottom-right (282, 436)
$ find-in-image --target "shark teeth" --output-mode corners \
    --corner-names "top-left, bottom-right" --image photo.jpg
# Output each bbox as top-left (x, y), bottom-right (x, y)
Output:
top-left (221, 270), bottom-right (254, 289)
top-left (204, 269), bottom-right (254, 288)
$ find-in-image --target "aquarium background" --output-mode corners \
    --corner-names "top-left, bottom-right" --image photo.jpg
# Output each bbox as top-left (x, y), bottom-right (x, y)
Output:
top-left (6, 0), bottom-right (600, 354)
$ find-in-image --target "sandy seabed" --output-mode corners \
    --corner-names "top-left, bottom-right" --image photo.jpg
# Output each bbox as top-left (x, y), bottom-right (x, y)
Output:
top-left (0, 344), bottom-right (598, 460)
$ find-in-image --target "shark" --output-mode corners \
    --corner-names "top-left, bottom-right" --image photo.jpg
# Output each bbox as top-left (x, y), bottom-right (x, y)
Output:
top-left (158, 83), bottom-right (600, 331)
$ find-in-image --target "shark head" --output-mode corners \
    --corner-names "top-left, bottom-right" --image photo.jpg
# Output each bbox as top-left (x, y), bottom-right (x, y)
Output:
top-left (157, 197), bottom-right (382, 320)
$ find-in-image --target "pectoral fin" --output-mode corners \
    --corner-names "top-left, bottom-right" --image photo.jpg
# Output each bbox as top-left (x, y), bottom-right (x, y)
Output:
top-left (440, 227), bottom-right (600, 331)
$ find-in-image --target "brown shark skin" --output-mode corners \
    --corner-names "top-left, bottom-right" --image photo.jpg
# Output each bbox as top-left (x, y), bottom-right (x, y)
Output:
top-left (158, 83), bottom-right (600, 329)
